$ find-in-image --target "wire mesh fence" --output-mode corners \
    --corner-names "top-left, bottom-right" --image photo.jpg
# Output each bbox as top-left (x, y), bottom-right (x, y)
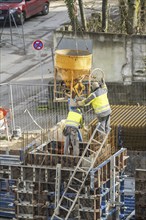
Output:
top-left (5, 83), bottom-right (68, 132)
top-left (0, 81), bottom-right (145, 133)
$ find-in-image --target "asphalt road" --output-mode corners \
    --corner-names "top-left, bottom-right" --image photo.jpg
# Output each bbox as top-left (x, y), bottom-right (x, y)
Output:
top-left (0, 0), bottom-right (69, 83)
top-left (0, 0), bottom-right (119, 84)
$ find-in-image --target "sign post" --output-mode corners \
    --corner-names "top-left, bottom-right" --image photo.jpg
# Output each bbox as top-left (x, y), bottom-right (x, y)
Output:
top-left (32, 40), bottom-right (44, 85)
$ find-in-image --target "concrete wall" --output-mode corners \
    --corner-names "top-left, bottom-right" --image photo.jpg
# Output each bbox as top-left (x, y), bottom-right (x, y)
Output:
top-left (126, 151), bottom-right (146, 176)
top-left (54, 30), bottom-right (146, 84)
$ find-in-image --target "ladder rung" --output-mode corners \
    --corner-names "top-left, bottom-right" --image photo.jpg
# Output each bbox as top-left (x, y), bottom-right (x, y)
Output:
top-left (68, 186), bottom-right (78, 193)
top-left (87, 148), bottom-right (96, 154)
top-left (72, 177), bottom-right (82, 183)
top-left (63, 196), bottom-right (74, 202)
top-left (59, 205), bottom-right (69, 212)
top-left (92, 139), bottom-right (101, 144)
top-left (96, 128), bottom-right (106, 135)
top-left (83, 157), bottom-right (92, 163)
top-left (77, 167), bottom-right (88, 173)
top-left (53, 214), bottom-right (63, 220)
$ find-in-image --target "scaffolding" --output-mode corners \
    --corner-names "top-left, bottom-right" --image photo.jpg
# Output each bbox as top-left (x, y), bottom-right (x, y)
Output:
top-left (0, 82), bottom-right (146, 219)
top-left (0, 142), bottom-right (128, 219)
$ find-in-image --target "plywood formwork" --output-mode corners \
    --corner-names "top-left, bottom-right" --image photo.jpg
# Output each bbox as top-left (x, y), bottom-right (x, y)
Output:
top-left (1, 105), bottom-right (144, 154)
top-left (0, 147), bottom-right (128, 220)
top-left (1, 104), bottom-right (145, 219)
top-left (135, 169), bottom-right (146, 220)
top-left (0, 179), bottom-right (16, 218)
top-left (89, 105), bottom-right (146, 151)
top-left (0, 132), bottom-right (46, 155)
top-left (25, 141), bottom-right (113, 169)
top-left (111, 105), bottom-right (146, 151)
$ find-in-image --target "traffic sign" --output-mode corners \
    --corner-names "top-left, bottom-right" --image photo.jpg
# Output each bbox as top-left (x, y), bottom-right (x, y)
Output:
top-left (33, 40), bottom-right (44, 50)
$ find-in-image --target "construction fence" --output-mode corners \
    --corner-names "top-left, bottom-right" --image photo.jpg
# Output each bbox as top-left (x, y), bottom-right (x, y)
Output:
top-left (0, 81), bottom-right (145, 133)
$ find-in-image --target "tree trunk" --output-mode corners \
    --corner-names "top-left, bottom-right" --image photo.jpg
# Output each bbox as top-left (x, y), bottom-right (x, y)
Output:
top-left (102, 0), bottom-right (108, 32)
top-left (140, 0), bottom-right (146, 32)
top-left (119, 0), bottom-right (128, 33)
top-left (78, 0), bottom-right (87, 31)
top-left (127, 0), bottom-right (140, 34)
top-left (64, 0), bottom-right (78, 32)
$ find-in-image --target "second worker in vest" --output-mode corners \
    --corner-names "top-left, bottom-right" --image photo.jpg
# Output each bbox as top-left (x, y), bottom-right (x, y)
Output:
top-left (77, 79), bottom-right (111, 134)
top-left (63, 102), bottom-right (84, 156)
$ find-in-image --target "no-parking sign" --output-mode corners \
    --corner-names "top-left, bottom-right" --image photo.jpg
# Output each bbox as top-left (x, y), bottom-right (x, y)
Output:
top-left (32, 39), bottom-right (44, 50)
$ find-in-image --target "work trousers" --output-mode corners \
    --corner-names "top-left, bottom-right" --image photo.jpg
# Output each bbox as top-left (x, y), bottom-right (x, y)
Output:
top-left (64, 126), bottom-right (79, 156)
top-left (97, 115), bottom-right (111, 134)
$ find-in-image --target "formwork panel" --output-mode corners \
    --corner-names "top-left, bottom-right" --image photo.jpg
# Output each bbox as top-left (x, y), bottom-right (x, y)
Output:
top-left (80, 211), bottom-right (94, 220)
top-left (11, 167), bottom-right (21, 179)
top-left (23, 167), bottom-right (33, 181)
top-left (0, 138), bottom-right (128, 220)
top-left (27, 153), bottom-right (80, 168)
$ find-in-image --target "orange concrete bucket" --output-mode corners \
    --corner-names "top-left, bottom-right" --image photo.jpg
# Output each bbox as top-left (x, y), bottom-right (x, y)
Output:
top-left (55, 49), bottom-right (92, 87)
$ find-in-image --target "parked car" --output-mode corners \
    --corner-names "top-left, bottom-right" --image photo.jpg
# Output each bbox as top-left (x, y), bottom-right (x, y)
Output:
top-left (0, 0), bottom-right (50, 25)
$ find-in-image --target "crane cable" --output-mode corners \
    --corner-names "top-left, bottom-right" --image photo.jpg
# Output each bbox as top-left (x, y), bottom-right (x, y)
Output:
top-left (24, 109), bottom-right (44, 131)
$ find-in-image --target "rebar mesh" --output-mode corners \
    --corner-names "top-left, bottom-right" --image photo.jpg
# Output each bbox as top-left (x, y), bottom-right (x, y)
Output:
top-left (0, 82), bottom-right (145, 134)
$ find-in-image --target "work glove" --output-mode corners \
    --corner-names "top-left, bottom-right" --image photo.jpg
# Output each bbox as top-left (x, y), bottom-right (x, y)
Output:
top-left (83, 126), bottom-right (89, 132)
top-left (77, 101), bottom-right (84, 106)
top-left (75, 96), bottom-right (84, 101)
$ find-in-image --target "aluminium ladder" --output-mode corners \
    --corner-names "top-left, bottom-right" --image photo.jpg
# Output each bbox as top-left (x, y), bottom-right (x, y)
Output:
top-left (51, 123), bottom-right (109, 220)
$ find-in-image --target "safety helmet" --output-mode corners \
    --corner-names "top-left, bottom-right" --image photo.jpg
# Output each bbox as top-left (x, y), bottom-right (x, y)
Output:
top-left (68, 98), bottom-right (77, 110)
top-left (91, 81), bottom-right (100, 91)
top-left (0, 107), bottom-right (7, 119)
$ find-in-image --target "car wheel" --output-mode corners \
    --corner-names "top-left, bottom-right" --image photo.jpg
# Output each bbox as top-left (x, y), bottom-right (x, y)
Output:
top-left (42, 3), bottom-right (49, 15)
top-left (17, 11), bottom-right (26, 25)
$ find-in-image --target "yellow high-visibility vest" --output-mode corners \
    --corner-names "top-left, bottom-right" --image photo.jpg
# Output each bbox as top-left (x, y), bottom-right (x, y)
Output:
top-left (66, 110), bottom-right (82, 128)
top-left (92, 93), bottom-right (110, 114)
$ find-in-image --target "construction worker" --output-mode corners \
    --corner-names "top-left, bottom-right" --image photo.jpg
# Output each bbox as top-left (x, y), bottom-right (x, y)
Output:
top-left (63, 101), bottom-right (84, 156)
top-left (0, 107), bottom-right (10, 140)
top-left (77, 79), bottom-right (111, 134)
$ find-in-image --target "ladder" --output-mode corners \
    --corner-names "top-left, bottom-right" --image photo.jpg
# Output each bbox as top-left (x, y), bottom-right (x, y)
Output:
top-left (55, 164), bottom-right (61, 215)
top-left (51, 123), bottom-right (109, 220)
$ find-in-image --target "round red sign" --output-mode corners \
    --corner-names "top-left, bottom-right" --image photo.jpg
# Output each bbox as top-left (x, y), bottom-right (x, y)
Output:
top-left (33, 40), bottom-right (44, 50)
